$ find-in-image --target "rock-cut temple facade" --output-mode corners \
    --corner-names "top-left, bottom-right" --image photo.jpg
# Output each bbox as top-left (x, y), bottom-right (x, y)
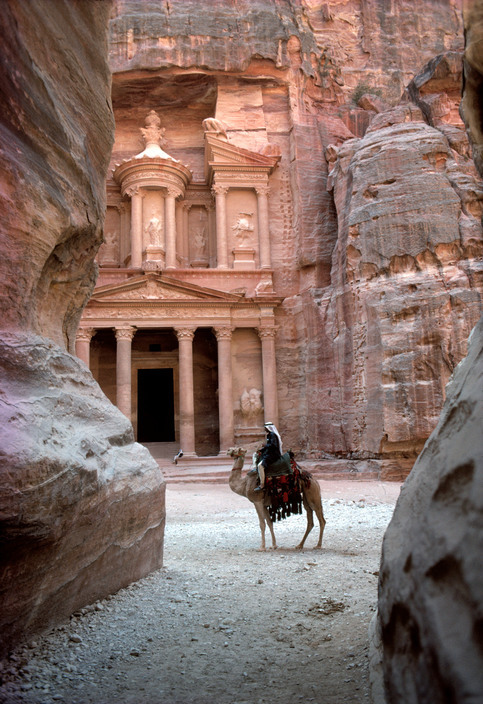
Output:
top-left (77, 110), bottom-right (282, 457)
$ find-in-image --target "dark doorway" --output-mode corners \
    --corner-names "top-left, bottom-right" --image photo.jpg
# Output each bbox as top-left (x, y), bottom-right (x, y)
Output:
top-left (137, 368), bottom-right (175, 442)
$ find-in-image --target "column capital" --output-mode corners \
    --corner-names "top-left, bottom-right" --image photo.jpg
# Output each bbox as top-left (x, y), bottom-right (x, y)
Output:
top-left (114, 326), bottom-right (136, 341)
top-left (125, 186), bottom-right (145, 198)
top-left (76, 327), bottom-right (95, 342)
top-left (257, 326), bottom-right (277, 339)
top-left (166, 186), bottom-right (180, 199)
top-left (175, 327), bottom-right (196, 341)
top-left (212, 184), bottom-right (229, 197)
top-left (255, 185), bottom-right (270, 197)
top-left (213, 326), bottom-right (233, 341)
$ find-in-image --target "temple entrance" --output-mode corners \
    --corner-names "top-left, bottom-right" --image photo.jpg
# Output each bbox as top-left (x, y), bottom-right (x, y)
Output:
top-left (137, 368), bottom-right (175, 442)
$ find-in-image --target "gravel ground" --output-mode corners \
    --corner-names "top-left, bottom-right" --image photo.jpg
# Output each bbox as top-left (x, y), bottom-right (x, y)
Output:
top-left (0, 480), bottom-right (401, 704)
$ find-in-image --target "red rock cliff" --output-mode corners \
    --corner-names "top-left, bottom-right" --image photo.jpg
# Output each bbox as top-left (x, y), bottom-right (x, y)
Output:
top-left (108, 0), bottom-right (481, 467)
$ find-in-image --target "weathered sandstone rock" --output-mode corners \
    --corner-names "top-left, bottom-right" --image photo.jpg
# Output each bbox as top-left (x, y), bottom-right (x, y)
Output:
top-left (106, 1), bottom-right (481, 463)
top-left (0, 334), bottom-right (165, 650)
top-left (0, 1), bottom-right (165, 654)
top-left (321, 90), bottom-right (483, 459)
top-left (373, 7), bottom-right (483, 702)
top-left (377, 314), bottom-right (483, 702)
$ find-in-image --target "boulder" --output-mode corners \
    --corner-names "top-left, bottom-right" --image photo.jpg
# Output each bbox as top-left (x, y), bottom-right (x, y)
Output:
top-left (0, 0), bottom-right (165, 654)
top-left (377, 313), bottom-right (483, 702)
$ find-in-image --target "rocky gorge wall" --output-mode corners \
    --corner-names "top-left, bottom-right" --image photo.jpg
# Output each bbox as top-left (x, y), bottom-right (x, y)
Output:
top-left (109, 0), bottom-right (482, 467)
top-left (372, 2), bottom-right (483, 701)
top-left (0, 1), bottom-right (165, 654)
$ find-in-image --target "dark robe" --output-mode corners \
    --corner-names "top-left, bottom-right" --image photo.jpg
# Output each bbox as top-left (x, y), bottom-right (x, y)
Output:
top-left (258, 431), bottom-right (282, 469)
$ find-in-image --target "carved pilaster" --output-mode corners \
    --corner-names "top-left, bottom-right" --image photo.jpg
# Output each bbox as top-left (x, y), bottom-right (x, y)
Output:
top-left (212, 185), bottom-right (229, 269)
top-left (258, 326), bottom-right (278, 425)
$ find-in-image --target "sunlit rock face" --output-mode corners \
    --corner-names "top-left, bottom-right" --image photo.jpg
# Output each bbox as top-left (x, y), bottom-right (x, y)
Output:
top-left (324, 71), bottom-right (483, 459)
top-left (376, 4), bottom-right (483, 702)
top-left (0, 1), bottom-right (165, 654)
top-left (107, 0), bottom-right (481, 464)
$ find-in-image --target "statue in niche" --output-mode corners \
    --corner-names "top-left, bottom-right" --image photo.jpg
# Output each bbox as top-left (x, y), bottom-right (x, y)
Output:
top-left (98, 231), bottom-right (119, 267)
top-left (145, 214), bottom-right (163, 246)
top-left (232, 212), bottom-right (254, 245)
top-left (193, 227), bottom-right (207, 258)
top-left (240, 388), bottom-right (263, 421)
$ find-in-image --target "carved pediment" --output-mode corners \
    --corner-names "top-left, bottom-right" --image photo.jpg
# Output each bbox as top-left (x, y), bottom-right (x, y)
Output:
top-left (204, 133), bottom-right (280, 182)
top-left (89, 274), bottom-right (244, 305)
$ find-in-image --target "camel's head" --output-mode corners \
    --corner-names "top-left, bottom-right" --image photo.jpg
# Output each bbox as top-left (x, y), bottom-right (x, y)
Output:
top-left (227, 447), bottom-right (247, 460)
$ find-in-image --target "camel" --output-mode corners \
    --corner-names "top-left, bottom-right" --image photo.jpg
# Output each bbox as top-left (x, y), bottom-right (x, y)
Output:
top-left (228, 447), bottom-right (326, 551)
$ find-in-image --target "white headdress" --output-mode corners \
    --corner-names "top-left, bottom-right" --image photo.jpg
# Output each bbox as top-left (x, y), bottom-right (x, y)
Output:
top-left (264, 422), bottom-right (282, 454)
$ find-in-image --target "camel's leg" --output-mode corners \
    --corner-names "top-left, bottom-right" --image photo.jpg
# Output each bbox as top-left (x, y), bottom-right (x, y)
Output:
top-left (254, 503), bottom-right (267, 551)
top-left (313, 503), bottom-right (326, 549)
top-left (295, 502), bottom-right (314, 550)
top-left (263, 505), bottom-right (277, 549)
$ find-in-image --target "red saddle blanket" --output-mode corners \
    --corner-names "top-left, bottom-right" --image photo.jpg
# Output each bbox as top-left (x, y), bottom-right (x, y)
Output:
top-left (265, 456), bottom-right (309, 522)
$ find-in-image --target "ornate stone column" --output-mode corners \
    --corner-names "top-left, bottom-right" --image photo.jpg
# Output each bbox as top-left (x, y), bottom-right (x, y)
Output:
top-left (214, 326), bottom-right (234, 453)
top-left (114, 326), bottom-right (136, 419)
top-left (258, 326), bottom-right (279, 426)
top-left (119, 202), bottom-right (129, 266)
top-left (175, 327), bottom-right (196, 456)
top-left (75, 327), bottom-right (95, 368)
top-left (128, 187), bottom-right (143, 269)
top-left (256, 185), bottom-right (271, 269)
top-left (165, 187), bottom-right (177, 269)
top-left (212, 184), bottom-right (229, 269)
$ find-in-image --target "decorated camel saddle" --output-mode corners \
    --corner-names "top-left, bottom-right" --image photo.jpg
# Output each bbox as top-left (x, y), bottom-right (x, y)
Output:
top-left (250, 450), bottom-right (309, 523)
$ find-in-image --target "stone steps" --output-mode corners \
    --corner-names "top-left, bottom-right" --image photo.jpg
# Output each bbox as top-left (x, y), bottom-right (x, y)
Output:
top-left (155, 457), bottom-right (409, 483)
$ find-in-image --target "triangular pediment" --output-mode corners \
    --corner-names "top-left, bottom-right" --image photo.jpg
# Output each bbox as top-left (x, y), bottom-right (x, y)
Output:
top-left (89, 273), bottom-right (244, 304)
top-left (204, 133), bottom-right (280, 173)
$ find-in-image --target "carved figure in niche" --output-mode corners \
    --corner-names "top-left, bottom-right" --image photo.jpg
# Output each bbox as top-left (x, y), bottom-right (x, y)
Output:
top-left (145, 214), bottom-right (163, 246)
top-left (98, 231), bottom-right (119, 266)
top-left (202, 117), bottom-right (228, 140)
top-left (232, 212), bottom-right (254, 245)
top-left (240, 387), bottom-right (263, 420)
top-left (193, 227), bottom-right (207, 257)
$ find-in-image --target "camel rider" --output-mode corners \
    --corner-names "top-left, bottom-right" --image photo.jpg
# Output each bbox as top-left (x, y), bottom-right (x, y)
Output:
top-left (254, 422), bottom-right (283, 492)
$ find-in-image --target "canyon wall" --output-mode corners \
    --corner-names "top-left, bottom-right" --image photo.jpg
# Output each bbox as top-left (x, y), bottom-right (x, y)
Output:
top-left (0, 1), bottom-right (165, 654)
top-left (373, 3), bottom-right (483, 701)
top-left (109, 0), bottom-right (481, 464)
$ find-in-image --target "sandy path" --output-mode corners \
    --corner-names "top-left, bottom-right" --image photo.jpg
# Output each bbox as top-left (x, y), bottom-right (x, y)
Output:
top-left (0, 480), bottom-right (401, 704)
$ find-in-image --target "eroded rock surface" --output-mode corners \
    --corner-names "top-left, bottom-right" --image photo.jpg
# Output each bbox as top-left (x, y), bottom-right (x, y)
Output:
top-left (0, 1), bottom-right (165, 654)
top-left (324, 90), bottom-right (483, 459)
top-left (374, 5), bottom-right (483, 701)
top-left (105, 1), bottom-right (482, 464)
top-left (377, 315), bottom-right (483, 702)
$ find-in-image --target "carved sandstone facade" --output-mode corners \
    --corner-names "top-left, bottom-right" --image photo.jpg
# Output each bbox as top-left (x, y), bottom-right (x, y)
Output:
top-left (78, 111), bottom-right (281, 455)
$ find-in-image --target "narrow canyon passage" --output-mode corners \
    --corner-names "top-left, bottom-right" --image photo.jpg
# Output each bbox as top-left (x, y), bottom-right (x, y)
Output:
top-left (1, 482), bottom-right (400, 704)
